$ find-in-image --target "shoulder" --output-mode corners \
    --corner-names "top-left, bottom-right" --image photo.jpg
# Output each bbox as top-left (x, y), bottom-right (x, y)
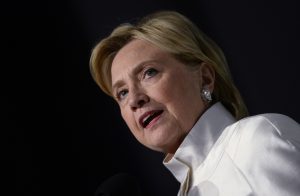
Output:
top-left (223, 113), bottom-right (300, 162)
top-left (233, 113), bottom-right (300, 142)
top-left (221, 114), bottom-right (300, 194)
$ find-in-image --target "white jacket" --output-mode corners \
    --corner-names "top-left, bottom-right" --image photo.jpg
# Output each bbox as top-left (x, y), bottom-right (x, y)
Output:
top-left (163, 102), bottom-right (300, 196)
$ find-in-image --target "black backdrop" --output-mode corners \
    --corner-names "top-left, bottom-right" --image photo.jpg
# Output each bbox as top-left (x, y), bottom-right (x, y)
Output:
top-left (3, 0), bottom-right (299, 196)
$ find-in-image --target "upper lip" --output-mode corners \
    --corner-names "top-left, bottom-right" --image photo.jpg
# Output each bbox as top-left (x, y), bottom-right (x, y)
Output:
top-left (138, 110), bottom-right (162, 128)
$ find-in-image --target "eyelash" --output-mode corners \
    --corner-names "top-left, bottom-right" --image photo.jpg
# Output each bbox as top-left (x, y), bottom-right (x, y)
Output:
top-left (116, 89), bottom-right (128, 101)
top-left (143, 67), bottom-right (158, 79)
top-left (116, 68), bottom-right (158, 101)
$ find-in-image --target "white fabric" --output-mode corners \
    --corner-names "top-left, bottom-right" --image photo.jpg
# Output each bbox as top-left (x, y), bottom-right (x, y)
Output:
top-left (163, 102), bottom-right (300, 196)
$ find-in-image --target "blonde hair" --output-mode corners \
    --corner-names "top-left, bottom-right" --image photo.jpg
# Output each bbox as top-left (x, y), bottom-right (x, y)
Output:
top-left (90, 11), bottom-right (248, 119)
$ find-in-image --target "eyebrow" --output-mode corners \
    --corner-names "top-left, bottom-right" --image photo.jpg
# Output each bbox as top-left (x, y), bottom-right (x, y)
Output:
top-left (111, 60), bottom-right (159, 93)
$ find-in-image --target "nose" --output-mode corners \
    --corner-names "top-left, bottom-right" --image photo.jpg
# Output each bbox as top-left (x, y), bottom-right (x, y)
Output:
top-left (128, 90), bottom-right (150, 111)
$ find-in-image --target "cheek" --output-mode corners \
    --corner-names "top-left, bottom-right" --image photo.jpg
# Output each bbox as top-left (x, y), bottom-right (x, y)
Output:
top-left (153, 78), bottom-right (192, 106)
top-left (151, 78), bottom-right (179, 103)
top-left (121, 109), bottom-right (132, 126)
top-left (150, 82), bottom-right (186, 125)
top-left (152, 75), bottom-right (202, 128)
top-left (121, 109), bottom-right (139, 134)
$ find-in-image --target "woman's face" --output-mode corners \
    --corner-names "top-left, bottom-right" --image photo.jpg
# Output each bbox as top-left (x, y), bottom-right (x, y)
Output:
top-left (111, 39), bottom-right (209, 153)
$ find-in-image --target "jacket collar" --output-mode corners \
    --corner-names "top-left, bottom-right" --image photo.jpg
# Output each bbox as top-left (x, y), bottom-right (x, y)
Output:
top-left (163, 102), bottom-right (236, 183)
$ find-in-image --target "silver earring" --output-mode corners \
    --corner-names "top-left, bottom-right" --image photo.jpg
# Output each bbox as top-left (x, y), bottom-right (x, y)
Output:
top-left (201, 87), bottom-right (212, 102)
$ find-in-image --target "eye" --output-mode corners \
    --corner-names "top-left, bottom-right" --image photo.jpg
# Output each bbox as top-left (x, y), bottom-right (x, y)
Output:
top-left (143, 68), bottom-right (158, 79)
top-left (117, 89), bottom-right (128, 100)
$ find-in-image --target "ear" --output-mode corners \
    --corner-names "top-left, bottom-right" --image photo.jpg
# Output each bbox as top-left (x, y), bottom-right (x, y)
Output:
top-left (198, 62), bottom-right (215, 92)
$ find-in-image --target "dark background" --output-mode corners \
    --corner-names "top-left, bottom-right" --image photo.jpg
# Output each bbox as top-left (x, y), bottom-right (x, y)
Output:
top-left (3, 0), bottom-right (299, 195)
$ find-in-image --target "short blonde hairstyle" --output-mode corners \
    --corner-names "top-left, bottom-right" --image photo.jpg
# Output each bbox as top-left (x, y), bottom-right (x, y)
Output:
top-left (90, 11), bottom-right (248, 119)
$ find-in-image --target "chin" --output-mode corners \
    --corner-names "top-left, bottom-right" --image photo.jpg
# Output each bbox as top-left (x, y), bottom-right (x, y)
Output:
top-left (138, 125), bottom-right (183, 153)
top-left (147, 135), bottom-right (179, 153)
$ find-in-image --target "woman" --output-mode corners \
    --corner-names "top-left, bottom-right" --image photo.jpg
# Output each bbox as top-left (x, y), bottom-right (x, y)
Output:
top-left (89, 11), bottom-right (300, 196)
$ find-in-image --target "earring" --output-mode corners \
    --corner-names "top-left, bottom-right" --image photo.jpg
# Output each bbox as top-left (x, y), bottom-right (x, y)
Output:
top-left (201, 87), bottom-right (212, 102)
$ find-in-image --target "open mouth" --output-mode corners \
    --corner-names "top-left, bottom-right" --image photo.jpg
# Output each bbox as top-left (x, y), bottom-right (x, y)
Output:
top-left (140, 110), bottom-right (163, 128)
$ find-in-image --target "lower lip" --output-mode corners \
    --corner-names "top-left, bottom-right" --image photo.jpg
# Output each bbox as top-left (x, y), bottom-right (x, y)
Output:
top-left (145, 112), bottom-right (163, 129)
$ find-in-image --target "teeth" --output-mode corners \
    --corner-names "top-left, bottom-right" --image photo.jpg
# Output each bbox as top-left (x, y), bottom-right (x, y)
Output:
top-left (141, 110), bottom-right (163, 128)
top-left (143, 115), bottom-right (150, 124)
top-left (143, 114), bottom-right (152, 124)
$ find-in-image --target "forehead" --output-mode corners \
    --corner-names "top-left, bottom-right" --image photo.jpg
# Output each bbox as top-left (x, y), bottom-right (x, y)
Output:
top-left (111, 39), bottom-right (168, 80)
top-left (112, 39), bottom-right (164, 67)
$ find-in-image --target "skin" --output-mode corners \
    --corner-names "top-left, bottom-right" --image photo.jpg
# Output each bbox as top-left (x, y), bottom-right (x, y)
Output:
top-left (111, 39), bottom-right (215, 153)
